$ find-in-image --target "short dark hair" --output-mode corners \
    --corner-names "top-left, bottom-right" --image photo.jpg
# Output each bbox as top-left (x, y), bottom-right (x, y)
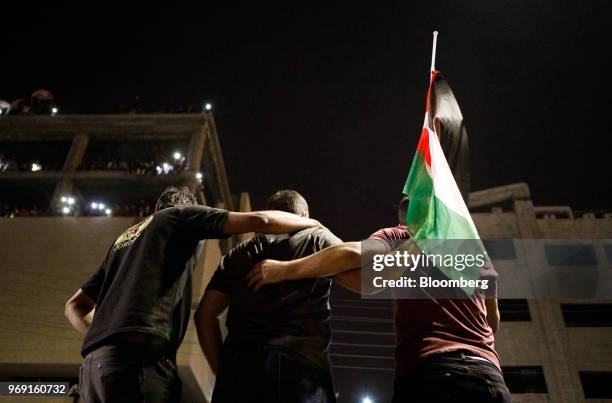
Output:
top-left (266, 190), bottom-right (309, 216)
top-left (398, 196), bottom-right (409, 225)
top-left (156, 186), bottom-right (196, 211)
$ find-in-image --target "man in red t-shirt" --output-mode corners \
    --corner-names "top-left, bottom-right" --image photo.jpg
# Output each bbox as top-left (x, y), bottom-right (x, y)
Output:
top-left (247, 197), bottom-right (511, 402)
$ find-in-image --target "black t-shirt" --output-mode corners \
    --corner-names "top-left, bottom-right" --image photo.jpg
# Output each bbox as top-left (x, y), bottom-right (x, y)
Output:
top-left (80, 205), bottom-right (229, 357)
top-left (206, 227), bottom-right (342, 371)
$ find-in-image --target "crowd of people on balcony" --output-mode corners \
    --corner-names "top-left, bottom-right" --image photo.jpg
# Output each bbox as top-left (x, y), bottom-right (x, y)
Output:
top-left (81, 200), bottom-right (155, 218)
top-left (2, 93), bottom-right (197, 217)
top-left (78, 156), bottom-right (186, 176)
top-left (0, 154), bottom-right (61, 172)
top-left (1, 200), bottom-right (156, 218)
top-left (0, 154), bottom-right (186, 175)
top-left (1, 204), bottom-right (50, 218)
top-left (1, 153), bottom-right (193, 218)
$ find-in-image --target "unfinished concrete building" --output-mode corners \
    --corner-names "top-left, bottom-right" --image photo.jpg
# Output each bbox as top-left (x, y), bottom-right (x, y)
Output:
top-left (330, 183), bottom-right (612, 403)
top-left (0, 113), bottom-right (252, 402)
top-left (1, 114), bottom-right (611, 402)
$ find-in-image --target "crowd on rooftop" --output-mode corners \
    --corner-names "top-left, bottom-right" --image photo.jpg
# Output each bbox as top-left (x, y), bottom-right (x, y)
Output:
top-left (0, 154), bottom-right (61, 172)
top-left (0, 89), bottom-right (58, 116)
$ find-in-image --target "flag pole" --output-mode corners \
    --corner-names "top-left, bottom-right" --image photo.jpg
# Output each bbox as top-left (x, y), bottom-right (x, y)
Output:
top-left (430, 31), bottom-right (439, 73)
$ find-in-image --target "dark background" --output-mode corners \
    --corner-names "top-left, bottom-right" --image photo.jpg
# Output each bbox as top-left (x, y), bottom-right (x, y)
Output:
top-left (3, 3), bottom-right (611, 241)
top-left (3, 4), bottom-right (612, 402)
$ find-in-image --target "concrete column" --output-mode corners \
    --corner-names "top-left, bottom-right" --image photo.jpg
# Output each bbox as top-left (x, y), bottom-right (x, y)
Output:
top-left (205, 113), bottom-right (234, 212)
top-left (186, 123), bottom-right (207, 172)
top-left (197, 190), bottom-right (208, 206)
top-left (514, 199), bottom-right (584, 402)
top-left (62, 133), bottom-right (89, 171)
top-left (179, 238), bottom-right (223, 403)
top-left (184, 120), bottom-right (208, 193)
top-left (51, 133), bottom-right (89, 212)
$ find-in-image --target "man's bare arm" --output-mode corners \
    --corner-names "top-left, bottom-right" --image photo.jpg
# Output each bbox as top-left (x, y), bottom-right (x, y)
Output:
top-left (333, 238), bottom-right (424, 294)
top-left (485, 298), bottom-right (500, 334)
top-left (194, 290), bottom-right (230, 375)
top-left (247, 242), bottom-right (361, 289)
top-left (223, 211), bottom-right (320, 235)
top-left (247, 238), bottom-right (422, 291)
top-left (65, 289), bottom-right (96, 335)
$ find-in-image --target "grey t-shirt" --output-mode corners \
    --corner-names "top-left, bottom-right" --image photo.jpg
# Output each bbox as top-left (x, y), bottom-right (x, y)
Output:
top-left (206, 226), bottom-right (342, 371)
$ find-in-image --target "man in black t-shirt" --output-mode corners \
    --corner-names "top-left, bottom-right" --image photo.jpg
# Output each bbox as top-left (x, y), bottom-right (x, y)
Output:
top-left (64, 186), bottom-right (322, 403)
top-left (195, 190), bottom-right (342, 403)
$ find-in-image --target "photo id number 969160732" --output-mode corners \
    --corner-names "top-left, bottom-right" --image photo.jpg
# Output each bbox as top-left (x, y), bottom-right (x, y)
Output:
top-left (0, 382), bottom-right (69, 396)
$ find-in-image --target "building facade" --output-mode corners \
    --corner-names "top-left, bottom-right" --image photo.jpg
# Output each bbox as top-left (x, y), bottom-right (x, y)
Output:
top-left (329, 183), bottom-right (612, 403)
top-left (0, 113), bottom-right (251, 402)
top-left (1, 115), bottom-right (611, 402)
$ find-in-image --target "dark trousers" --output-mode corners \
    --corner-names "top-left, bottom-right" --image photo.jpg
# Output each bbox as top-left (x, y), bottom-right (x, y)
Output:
top-left (212, 345), bottom-right (336, 403)
top-left (392, 352), bottom-right (511, 403)
top-left (79, 344), bottom-right (181, 403)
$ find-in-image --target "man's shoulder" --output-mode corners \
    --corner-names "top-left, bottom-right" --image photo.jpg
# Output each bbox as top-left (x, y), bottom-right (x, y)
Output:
top-left (296, 226), bottom-right (341, 246)
top-left (221, 227), bottom-right (340, 260)
top-left (369, 225), bottom-right (410, 241)
top-left (154, 206), bottom-right (181, 216)
top-left (151, 206), bottom-right (183, 222)
top-left (157, 205), bottom-right (225, 217)
top-left (305, 225), bottom-right (337, 237)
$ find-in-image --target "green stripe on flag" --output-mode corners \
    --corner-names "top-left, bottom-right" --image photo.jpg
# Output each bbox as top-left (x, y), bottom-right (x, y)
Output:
top-left (403, 151), bottom-right (487, 294)
top-left (403, 151), bottom-right (433, 239)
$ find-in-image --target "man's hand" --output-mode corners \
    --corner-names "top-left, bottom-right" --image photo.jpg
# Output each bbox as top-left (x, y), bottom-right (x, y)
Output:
top-left (247, 259), bottom-right (289, 290)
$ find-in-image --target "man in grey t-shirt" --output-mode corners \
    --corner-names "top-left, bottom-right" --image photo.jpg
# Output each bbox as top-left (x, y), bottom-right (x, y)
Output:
top-left (195, 190), bottom-right (341, 403)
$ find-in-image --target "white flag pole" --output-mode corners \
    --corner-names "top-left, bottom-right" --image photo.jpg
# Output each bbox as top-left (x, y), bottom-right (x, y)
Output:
top-left (430, 31), bottom-right (439, 73)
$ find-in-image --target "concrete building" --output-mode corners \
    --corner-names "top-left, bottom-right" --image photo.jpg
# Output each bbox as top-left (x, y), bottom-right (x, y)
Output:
top-left (330, 183), bottom-right (612, 403)
top-left (0, 113), bottom-right (252, 402)
top-left (472, 184), bottom-right (612, 403)
top-left (1, 115), bottom-right (611, 402)
top-left (0, 113), bottom-right (237, 218)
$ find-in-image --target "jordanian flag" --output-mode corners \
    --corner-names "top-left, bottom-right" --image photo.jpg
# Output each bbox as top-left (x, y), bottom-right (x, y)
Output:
top-left (403, 70), bottom-right (487, 292)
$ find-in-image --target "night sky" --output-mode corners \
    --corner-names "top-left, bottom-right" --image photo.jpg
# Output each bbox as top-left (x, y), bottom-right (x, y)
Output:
top-left (3, 3), bottom-right (612, 241)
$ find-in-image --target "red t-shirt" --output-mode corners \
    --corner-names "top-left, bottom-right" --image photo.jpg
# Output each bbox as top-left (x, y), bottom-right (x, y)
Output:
top-left (369, 226), bottom-right (501, 378)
